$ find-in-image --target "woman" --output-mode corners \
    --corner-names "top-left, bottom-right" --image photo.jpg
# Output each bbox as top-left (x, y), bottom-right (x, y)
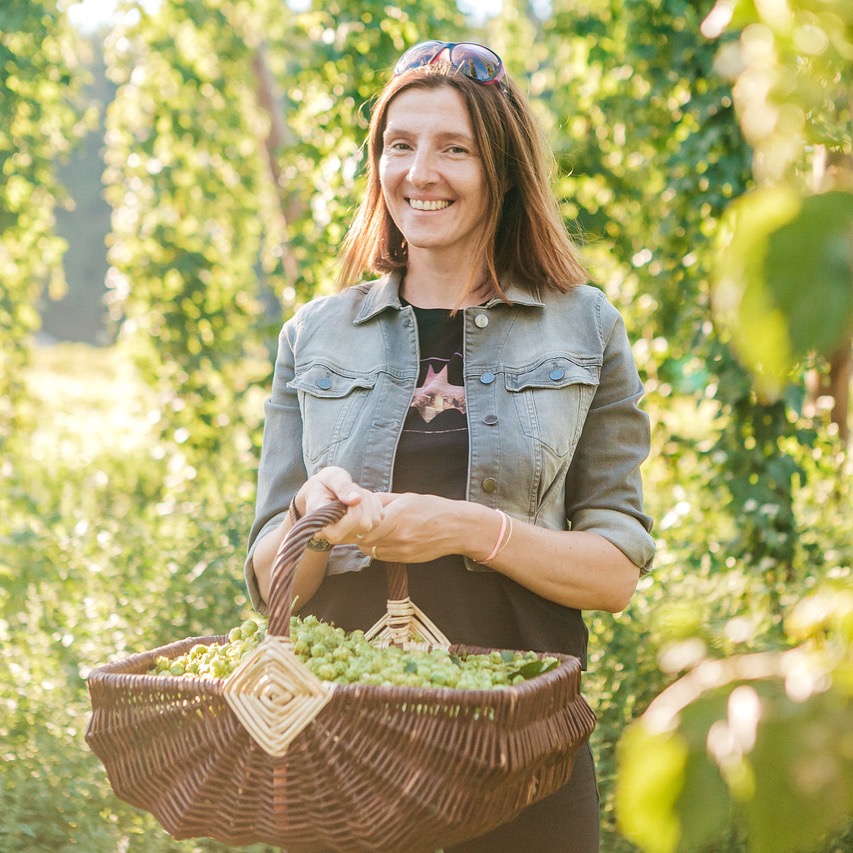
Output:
top-left (245, 41), bottom-right (655, 852)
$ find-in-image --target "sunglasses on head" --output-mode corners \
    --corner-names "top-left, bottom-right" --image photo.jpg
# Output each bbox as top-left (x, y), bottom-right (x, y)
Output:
top-left (393, 41), bottom-right (507, 89)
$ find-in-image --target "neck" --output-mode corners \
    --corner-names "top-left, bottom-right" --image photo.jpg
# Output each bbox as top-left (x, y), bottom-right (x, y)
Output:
top-left (401, 254), bottom-right (490, 309)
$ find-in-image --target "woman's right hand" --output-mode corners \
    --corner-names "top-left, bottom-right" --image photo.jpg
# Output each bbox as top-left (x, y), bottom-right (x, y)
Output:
top-left (294, 466), bottom-right (384, 545)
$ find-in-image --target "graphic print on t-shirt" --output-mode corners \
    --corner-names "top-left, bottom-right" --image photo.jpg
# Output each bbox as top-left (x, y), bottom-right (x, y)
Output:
top-left (412, 362), bottom-right (466, 424)
top-left (394, 305), bottom-right (468, 499)
top-left (403, 305), bottom-right (467, 436)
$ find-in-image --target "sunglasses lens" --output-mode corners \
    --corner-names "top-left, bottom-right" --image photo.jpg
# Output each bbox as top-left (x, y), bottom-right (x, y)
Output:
top-left (393, 41), bottom-right (506, 88)
top-left (451, 44), bottom-right (503, 83)
top-left (393, 41), bottom-right (445, 75)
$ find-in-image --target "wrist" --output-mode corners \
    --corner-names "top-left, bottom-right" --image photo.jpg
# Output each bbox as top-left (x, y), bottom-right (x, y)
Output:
top-left (462, 503), bottom-right (506, 564)
top-left (477, 509), bottom-right (513, 565)
top-left (288, 494), bottom-right (331, 552)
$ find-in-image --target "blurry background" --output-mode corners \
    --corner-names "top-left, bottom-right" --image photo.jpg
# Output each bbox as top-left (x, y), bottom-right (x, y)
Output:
top-left (1, 1), bottom-right (851, 851)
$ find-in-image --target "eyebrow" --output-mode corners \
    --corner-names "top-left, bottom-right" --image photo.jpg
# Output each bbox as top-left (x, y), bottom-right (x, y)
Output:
top-left (382, 126), bottom-right (476, 145)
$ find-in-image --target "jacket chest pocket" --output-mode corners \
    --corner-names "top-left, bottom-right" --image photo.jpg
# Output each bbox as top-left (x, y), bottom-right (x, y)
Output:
top-left (289, 363), bottom-right (378, 463)
top-left (505, 356), bottom-right (600, 458)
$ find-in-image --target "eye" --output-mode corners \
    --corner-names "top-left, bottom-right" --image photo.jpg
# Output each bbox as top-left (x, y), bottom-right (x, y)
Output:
top-left (385, 140), bottom-right (412, 152)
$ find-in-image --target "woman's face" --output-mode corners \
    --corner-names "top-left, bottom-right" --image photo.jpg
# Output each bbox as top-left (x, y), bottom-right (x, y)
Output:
top-left (379, 85), bottom-right (489, 266)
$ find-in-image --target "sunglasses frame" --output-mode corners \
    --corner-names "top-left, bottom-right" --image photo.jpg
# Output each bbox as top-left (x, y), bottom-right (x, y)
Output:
top-left (393, 40), bottom-right (508, 90)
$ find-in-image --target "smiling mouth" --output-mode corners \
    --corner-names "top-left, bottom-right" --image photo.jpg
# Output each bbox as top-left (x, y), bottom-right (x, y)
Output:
top-left (408, 199), bottom-right (452, 211)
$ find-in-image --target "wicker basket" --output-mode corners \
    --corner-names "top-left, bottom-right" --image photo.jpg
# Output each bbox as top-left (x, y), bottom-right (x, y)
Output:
top-left (85, 502), bottom-right (596, 852)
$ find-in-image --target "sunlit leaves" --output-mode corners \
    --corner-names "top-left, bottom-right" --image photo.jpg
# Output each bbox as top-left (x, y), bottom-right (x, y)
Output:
top-left (0, 0), bottom-right (94, 449)
top-left (617, 590), bottom-right (853, 853)
top-left (104, 0), bottom-right (282, 454)
top-left (715, 187), bottom-right (853, 398)
top-left (705, 0), bottom-right (852, 184)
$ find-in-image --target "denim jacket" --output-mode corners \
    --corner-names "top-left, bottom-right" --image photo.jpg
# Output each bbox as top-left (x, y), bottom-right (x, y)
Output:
top-left (245, 272), bottom-right (655, 612)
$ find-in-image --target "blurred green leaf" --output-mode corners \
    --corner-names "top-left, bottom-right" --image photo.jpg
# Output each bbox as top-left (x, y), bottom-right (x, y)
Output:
top-left (745, 686), bottom-right (852, 853)
top-left (765, 191), bottom-right (853, 359)
top-left (617, 635), bottom-right (853, 853)
top-left (616, 725), bottom-right (687, 853)
top-left (713, 186), bottom-right (853, 397)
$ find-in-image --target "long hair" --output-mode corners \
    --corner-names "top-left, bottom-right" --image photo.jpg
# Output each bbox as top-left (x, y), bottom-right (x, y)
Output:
top-left (336, 62), bottom-right (587, 299)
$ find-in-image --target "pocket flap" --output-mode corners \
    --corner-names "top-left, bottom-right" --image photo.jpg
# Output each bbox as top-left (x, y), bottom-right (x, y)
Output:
top-left (289, 364), bottom-right (377, 398)
top-left (505, 356), bottom-right (600, 392)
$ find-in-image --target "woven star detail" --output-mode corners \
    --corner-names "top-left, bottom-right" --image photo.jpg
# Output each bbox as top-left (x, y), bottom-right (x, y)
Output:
top-left (365, 597), bottom-right (451, 651)
top-left (223, 636), bottom-right (334, 757)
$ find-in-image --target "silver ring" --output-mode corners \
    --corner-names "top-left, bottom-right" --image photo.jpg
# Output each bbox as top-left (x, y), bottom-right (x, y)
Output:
top-left (371, 545), bottom-right (378, 559)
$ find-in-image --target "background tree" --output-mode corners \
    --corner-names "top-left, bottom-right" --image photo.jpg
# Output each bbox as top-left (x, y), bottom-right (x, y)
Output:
top-left (0, 0), bottom-right (94, 450)
top-left (617, 2), bottom-right (853, 850)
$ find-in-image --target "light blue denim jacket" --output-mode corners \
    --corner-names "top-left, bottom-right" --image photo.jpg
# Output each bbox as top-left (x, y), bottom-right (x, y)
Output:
top-left (245, 272), bottom-right (655, 612)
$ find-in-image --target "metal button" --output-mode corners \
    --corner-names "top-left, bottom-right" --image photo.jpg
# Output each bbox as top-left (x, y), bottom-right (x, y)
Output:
top-left (474, 314), bottom-right (489, 328)
top-left (480, 372), bottom-right (495, 385)
top-left (549, 368), bottom-right (565, 381)
top-left (482, 477), bottom-right (498, 493)
top-left (317, 377), bottom-right (333, 390)
top-left (483, 414), bottom-right (498, 425)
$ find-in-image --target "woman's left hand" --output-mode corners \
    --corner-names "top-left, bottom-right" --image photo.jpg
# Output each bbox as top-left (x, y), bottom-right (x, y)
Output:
top-left (355, 492), bottom-right (494, 564)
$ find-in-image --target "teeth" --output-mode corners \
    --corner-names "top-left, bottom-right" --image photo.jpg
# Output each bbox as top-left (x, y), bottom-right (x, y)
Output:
top-left (409, 199), bottom-right (451, 211)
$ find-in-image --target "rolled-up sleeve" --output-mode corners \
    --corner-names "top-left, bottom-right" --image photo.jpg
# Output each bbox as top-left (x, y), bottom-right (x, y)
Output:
top-left (564, 302), bottom-right (655, 572)
top-left (244, 319), bottom-right (307, 612)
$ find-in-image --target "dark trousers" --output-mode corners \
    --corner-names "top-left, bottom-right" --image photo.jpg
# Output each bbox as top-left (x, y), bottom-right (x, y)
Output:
top-left (446, 743), bottom-right (600, 853)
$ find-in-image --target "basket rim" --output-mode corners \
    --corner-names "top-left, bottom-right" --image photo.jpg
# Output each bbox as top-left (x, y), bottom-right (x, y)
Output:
top-left (87, 636), bottom-right (585, 710)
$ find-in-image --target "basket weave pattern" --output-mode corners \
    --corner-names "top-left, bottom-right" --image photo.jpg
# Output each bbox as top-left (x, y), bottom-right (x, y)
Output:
top-left (86, 502), bottom-right (597, 852)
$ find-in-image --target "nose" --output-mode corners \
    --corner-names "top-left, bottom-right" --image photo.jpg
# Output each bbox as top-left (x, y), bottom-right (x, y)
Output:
top-left (407, 148), bottom-right (439, 187)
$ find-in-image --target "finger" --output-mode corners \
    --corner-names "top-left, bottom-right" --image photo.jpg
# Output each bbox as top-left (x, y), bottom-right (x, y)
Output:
top-left (321, 500), bottom-right (381, 543)
top-left (319, 468), bottom-right (364, 506)
top-left (302, 467), bottom-right (361, 513)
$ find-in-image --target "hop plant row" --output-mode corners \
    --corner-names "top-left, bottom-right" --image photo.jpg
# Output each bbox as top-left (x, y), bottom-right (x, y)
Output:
top-left (149, 615), bottom-right (559, 689)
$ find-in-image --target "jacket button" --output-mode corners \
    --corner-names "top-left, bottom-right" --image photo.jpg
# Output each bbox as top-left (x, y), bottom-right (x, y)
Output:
top-left (480, 372), bottom-right (495, 384)
top-left (474, 314), bottom-right (489, 328)
top-left (317, 377), bottom-right (332, 390)
top-left (482, 477), bottom-right (498, 493)
top-left (483, 414), bottom-right (498, 425)
top-left (549, 368), bottom-right (565, 381)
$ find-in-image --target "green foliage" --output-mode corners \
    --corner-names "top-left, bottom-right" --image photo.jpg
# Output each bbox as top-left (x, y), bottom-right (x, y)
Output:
top-left (715, 185), bottom-right (853, 398)
top-left (706, 0), bottom-right (853, 396)
top-left (103, 0), bottom-right (284, 456)
top-left (0, 345), bottom-right (272, 852)
top-left (0, 0), bottom-right (94, 450)
top-left (616, 588), bottom-right (853, 853)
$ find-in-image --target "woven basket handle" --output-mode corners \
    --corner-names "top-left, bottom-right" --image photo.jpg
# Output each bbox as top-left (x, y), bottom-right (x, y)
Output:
top-left (267, 499), bottom-right (430, 646)
top-left (267, 499), bottom-right (348, 637)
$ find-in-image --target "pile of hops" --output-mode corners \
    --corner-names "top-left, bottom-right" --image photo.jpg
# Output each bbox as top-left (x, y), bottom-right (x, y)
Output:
top-left (150, 615), bottom-right (559, 690)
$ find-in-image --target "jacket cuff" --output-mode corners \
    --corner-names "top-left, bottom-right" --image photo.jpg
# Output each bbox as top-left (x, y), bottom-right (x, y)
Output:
top-left (571, 507), bottom-right (655, 573)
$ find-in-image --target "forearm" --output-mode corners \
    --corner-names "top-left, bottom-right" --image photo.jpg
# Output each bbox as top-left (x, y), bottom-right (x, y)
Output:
top-left (453, 502), bottom-right (641, 612)
top-left (252, 509), bottom-right (331, 611)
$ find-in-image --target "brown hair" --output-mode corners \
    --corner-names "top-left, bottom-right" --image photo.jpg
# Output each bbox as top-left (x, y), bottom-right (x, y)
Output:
top-left (336, 63), bottom-right (587, 299)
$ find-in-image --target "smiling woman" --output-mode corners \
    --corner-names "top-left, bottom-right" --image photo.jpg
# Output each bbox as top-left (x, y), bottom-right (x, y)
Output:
top-left (379, 87), bottom-right (490, 303)
top-left (245, 39), bottom-right (656, 853)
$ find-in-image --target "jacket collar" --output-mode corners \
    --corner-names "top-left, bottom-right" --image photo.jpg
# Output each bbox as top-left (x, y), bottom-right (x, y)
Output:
top-left (353, 270), bottom-right (545, 325)
top-left (353, 272), bottom-right (405, 324)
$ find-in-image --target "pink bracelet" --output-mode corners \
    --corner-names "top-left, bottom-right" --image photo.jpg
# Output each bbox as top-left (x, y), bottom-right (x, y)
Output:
top-left (480, 509), bottom-right (508, 564)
